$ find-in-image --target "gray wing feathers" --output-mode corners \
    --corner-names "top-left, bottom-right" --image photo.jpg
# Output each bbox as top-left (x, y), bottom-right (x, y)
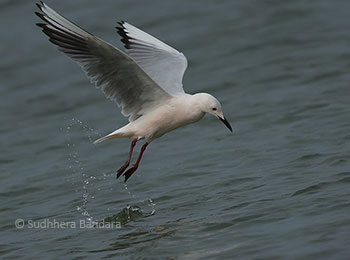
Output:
top-left (116, 21), bottom-right (188, 96)
top-left (35, 2), bottom-right (170, 121)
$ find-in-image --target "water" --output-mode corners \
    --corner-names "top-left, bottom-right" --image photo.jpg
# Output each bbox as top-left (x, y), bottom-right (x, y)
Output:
top-left (1, 0), bottom-right (350, 259)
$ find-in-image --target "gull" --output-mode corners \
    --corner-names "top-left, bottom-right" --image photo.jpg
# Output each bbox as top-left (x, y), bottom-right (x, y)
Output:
top-left (35, 2), bottom-right (232, 182)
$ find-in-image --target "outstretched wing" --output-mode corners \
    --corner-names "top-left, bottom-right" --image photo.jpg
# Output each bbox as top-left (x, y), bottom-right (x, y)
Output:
top-left (35, 2), bottom-right (170, 121)
top-left (116, 21), bottom-right (188, 96)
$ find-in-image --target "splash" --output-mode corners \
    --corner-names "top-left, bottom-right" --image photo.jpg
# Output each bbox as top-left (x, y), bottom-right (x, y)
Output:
top-left (64, 117), bottom-right (156, 224)
top-left (123, 182), bottom-right (156, 216)
top-left (64, 118), bottom-right (101, 222)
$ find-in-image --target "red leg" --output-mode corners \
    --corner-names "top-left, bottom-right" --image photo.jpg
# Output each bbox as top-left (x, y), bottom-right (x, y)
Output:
top-left (116, 138), bottom-right (138, 178)
top-left (123, 142), bottom-right (149, 182)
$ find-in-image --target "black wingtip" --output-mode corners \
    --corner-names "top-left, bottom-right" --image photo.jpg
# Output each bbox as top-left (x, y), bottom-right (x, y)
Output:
top-left (35, 11), bottom-right (45, 20)
top-left (116, 22), bottom-right (132, 49)
top-left (36, 1), bottom-right (44, 11)
top-left (36, 22), bottom-right (46, 29)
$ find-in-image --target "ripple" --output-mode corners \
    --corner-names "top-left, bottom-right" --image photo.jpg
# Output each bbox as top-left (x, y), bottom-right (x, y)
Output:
top-left (292, 176), bottom-right (350, 197)
top-left (102, 205), bottom-right (145, 225)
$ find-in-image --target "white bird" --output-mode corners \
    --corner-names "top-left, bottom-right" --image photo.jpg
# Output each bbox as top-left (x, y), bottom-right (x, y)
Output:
top-left (35, 1), bottom-right (232, 182)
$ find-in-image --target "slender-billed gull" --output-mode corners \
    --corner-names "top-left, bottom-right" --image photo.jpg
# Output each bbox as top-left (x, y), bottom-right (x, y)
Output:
top-left (35, 2), bottom-right (232, 182)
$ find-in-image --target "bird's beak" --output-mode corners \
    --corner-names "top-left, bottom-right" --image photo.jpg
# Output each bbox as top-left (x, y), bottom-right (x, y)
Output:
top-left (218, 116), bottom-right (232, 132)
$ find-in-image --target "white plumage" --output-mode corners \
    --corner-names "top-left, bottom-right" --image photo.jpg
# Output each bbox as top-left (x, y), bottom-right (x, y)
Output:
top-left (117, 21), bottom-right (188, 96)
top-left (35, 2), bottom-right (232, 182)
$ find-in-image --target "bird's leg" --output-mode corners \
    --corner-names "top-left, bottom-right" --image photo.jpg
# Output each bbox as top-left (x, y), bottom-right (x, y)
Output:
top-left (123, 142), bottom-right (149, 182)
top-left (116, 138), bottom-right (138, 178)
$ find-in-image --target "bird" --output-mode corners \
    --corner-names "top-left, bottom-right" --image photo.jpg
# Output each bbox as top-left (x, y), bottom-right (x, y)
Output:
top-left (35, 1), bottom-right (232, 182)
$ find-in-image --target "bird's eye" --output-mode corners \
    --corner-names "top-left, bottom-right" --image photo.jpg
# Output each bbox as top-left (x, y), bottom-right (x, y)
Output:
top-left (212, 108), bottom-right (217, 111)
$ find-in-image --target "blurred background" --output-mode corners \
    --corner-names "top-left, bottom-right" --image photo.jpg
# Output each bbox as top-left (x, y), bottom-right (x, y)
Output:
top-left (1, 0), bottom-right (350, 259)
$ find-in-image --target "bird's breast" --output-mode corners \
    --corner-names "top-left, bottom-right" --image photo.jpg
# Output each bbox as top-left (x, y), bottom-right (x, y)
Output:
top-left (136, 100), bottom-right (204, 141)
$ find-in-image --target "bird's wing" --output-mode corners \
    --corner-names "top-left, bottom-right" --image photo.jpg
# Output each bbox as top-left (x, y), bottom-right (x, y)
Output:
top-left (35, 2), bottom-right (171, 122)
top-left (116, 21), bottom-right (188, 96)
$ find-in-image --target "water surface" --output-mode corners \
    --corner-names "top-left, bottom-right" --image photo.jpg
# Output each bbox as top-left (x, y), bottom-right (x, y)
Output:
top-left (1, 0), bottom-right (350, 259)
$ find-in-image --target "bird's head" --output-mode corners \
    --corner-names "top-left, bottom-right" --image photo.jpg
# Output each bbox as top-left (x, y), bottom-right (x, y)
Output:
top-left (194, 93), bottom-right (232, 132)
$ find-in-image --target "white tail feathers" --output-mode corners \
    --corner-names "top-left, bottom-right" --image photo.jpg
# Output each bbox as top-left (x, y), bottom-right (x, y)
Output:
top-left (94, 133), bottom-right (122, 144)
top-left (93, 135), bottom-right (111, 144)
top-left (93, 126), bottom-right (133, 144)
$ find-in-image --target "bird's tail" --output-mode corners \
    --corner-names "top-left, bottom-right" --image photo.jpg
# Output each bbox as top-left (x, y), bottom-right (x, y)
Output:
top-left (93, 135), bottom-right (113, 144)
top-left (93, 131), bottom-right (124, 144)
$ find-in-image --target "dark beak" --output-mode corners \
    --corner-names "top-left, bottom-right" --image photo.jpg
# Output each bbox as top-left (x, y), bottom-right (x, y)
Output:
top-left (218, 116), bottom-right (232, 132)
